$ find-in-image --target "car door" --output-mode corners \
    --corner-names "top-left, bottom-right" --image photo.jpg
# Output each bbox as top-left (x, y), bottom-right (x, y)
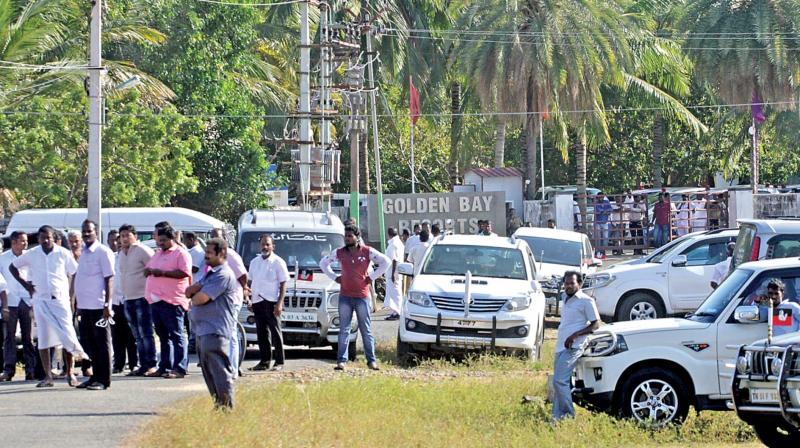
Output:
top-left (714, 269), bottom-right (800, 394)
top-left (668, 238), bottom-right (731, 312)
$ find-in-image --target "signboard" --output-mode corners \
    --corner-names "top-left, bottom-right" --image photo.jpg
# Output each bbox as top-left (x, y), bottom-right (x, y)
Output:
top-left (367, 191), bottom-right (507, 237)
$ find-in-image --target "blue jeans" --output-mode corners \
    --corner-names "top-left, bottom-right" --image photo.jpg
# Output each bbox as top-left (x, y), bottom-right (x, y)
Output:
top-left (124, 298), bottom-right (158, 370)
top-left (653, 224), bottom-right (670, 247)
top-left (151, 301), bottom-right (188, 374)
top-left (594, 222), bottom-right (610, 254)
top-left (552, 348), bottom-right (582, 420)
top-left (228, 302), bottom-right (242, 377)
top-left (337, 296), bottom-right (376, 364)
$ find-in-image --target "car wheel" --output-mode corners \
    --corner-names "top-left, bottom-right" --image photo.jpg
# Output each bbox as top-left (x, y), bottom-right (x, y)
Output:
top-left (620, 368), bottom-right (690, 426)
top-left (617, 293), bottom-right (665, 321)
top-left (751, 421), bottom-right (800, 447)
top-left (396, 332), bottom-right (419, 367)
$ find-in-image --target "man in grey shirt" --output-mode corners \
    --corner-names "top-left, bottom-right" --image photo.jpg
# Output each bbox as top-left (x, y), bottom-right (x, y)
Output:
top-left (185, 238), bottom-right (238, 409)
top-left (552, 271), bottom-right (600, 421)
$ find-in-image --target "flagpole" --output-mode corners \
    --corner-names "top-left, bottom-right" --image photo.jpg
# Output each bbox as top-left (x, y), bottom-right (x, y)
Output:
top-left (411, 119), bottom-right (416, 194)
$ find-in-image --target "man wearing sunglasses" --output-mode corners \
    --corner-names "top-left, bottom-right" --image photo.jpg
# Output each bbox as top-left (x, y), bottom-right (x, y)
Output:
top-left (74, 220), bottom-right (116, 391)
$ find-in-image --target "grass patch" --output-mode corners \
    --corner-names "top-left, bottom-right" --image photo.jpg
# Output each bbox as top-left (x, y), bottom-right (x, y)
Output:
top-left (131, 341), bottom-right (755, 447)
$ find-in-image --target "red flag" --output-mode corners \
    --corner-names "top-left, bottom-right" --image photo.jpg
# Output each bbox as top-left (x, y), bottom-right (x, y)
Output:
top-left (773, 308), bottom-right (793, 326)
top-left (409, 76), bottom-right (420, 125)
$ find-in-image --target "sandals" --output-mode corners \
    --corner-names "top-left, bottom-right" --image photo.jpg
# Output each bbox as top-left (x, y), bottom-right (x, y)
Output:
top-left (36, 380), bottom-right (54, 388)
top-left (67, 375), bottom-right (79, 387)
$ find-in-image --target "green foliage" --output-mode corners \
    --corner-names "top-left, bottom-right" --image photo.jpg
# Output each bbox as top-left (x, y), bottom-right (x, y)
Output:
top-left (0, 90), bottom-right (199, 208)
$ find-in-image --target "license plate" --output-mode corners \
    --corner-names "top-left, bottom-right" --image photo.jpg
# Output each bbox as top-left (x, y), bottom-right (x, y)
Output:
top-left (750, 388), bottom-right (779, 403)
top-left (456, 319), bottom-right (477, 326)
top-left (281, 312), bottom-right (316, 322)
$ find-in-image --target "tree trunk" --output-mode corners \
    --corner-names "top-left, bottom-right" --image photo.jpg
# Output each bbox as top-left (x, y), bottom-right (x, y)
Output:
top-left (575, 138), bottom-right (588, 233)
top-left (652, 112), bottom-right (665, 189)
top-left (494, 117), bottom-right (506, 168)
top-left (524, 114), bottom-right (537, 200)
top-left (447, 81), bottom-right (461, 187)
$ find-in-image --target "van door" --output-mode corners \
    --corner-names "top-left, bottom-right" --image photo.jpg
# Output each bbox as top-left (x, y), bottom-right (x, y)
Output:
top-left (715, 268), bottom-right (800, 394)
top-left (669, 238), bottom-right (731, 312)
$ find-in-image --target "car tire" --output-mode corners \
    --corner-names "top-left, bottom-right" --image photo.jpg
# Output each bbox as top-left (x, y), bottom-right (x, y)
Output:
top-left (619, 367), bottom-right (690, 426)
top-left (330, 341), bottom-right (358, 362)
top-left (751, 421), bottom-right (800, 447)
top-left (396, 332), bottom-right (419, 367)
top-left (617, 292), bottom-right (665, 321)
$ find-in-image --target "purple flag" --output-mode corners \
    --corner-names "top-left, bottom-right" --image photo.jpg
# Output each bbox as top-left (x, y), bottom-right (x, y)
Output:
top-left (751, 92), bottom-right (766, 123)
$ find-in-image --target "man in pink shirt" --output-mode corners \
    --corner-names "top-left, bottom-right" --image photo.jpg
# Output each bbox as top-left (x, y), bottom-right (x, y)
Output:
top-left (145, 226), bottom-right (192, 378)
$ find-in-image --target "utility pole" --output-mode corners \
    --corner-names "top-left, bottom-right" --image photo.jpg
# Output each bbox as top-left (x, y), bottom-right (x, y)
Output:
top-left (365, 22), bottom-right (386, 251)
top-left (87, 0), bottom-right (104, 230)
top-left (349, 127), bottom-right (360, 222)
top-left (298, 0), bottom-right (312, 210)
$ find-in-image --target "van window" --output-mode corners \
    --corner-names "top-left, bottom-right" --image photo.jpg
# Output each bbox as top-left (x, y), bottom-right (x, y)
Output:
top-left (767, 235), bottom-right (800, 259)
top-left (731, 224), bottom-right (758, 269)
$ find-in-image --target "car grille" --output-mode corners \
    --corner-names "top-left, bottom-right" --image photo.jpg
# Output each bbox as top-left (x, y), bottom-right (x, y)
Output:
top-left (284, 290), bottom-right (323, 309)
top-left (430, 295), bottom-right (507, 313)
top-left (751, 351), bottom-right (771, 376)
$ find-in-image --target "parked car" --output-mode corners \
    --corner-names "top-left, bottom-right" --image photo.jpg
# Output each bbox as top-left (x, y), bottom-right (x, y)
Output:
top-left (573, 257), bottom-right (799, 426)
top-left (235, 209), bottom-right (359, 359)
top-left (583, 229), bottom-right (737, 321)
top-left (512, 227), bottom-right (600, 315)
top-left (397, 235), bottom-right (546, 361)
top-left (730, 332), bottom-right (800, 446)
top-left (731, 219), bottom-right (800, 272)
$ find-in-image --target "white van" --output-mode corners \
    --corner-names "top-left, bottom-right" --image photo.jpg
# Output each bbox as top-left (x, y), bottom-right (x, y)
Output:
top-left (4, 207), bottom-right (232, 244)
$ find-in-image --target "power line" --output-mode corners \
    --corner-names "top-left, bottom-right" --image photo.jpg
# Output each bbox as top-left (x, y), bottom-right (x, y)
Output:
top-left (395, 27), bottom-right (800, 41)
top-left (0, 99), bottom-right (795, 120)
top-left (197, 0), bottom-right (303, 6)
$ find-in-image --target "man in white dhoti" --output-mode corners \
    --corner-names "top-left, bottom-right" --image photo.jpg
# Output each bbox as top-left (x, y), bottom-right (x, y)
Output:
top-left (10, 225), bottom-right (88, 388)
top-left (675, 194), bottom-right (691, 237)
top-left (383, 228), bottom-right (404, 320)
top-left (691, 193), bottom-right (708, 232)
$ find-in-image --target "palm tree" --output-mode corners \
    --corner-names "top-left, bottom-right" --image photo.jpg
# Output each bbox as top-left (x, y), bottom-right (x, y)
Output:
top-left (680, 0), bottom-right (800, 189)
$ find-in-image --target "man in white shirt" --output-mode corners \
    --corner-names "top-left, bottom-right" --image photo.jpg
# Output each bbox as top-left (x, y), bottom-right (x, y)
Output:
top-left (408, 230), bottom-right (431, 271)
top-left (691, 194), bottom-right (708, 232)
top-left (74, 220), bottom-right (115, 391)
top-left (247, 235), bottom-right (289, 371)
top-left (10, 225), bottom-right (88, 388)
top-left (183, 232), bottom-right (206, 283)
top-left (383, 228), bottom-right (404, 320)
top-left (710, 243), bottom-right (735, 289)
top-left (403, 223), bottom-right (422, 262)
top-left (0, 231), bottom-right (35, 382)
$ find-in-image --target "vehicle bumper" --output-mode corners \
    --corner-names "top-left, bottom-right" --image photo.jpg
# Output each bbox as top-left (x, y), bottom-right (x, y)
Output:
top-left (398, 307), bottom-right (537, 352)
top-left (572, 382), bottom-right (614, 412)
top-left (573, 352), bottom-right (638, 406)
top-left (239, 309), bottom-right (356, 347)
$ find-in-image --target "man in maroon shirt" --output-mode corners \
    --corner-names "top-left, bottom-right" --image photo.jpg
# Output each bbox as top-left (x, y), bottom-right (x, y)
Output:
top-left (320, 225), bottom-right (390, 371)
top-left (653, 193), bottom-right (675, 247)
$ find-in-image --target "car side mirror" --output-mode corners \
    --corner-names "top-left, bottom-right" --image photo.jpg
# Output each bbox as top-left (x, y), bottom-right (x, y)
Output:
top-left (671, 254), bottom-right (688, 267)
top-left (734, 305), bottom-right (761, 324)
top-left (398, 262), bottom-right (414, 277)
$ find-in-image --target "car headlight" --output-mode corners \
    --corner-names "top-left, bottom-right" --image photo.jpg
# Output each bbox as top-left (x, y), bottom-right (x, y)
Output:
top-left (583, 273), bottom-right (614, 289)
top-left (770, 356), bottom-right (783, 376)
top-left (502, 296), bottom-right (532, 312)
top-left (736, 352), bottom-right (752, 374)
top-left (408, 291), bottom-right (433, 307)
top-left (584, 333), bottom-right (628, 357)
top-left (327, 292), bottom-right (339, 308)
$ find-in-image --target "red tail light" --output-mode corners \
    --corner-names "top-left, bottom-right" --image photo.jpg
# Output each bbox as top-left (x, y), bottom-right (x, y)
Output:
top-left (750, 236), bottom-right (761, 261)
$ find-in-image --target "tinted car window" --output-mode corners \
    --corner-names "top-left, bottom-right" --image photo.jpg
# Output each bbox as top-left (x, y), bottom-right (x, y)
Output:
top-left (682, 240), bottom-right (730, 267)
top-left (768, 235), bottom-right (800, 259)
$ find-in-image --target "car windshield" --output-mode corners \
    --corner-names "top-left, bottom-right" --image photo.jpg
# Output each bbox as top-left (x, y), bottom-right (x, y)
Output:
top-left (517, 236), bottom-right (582, 266)
top-left (649, 237), bottom-right (688, 263)
top-left (238, 231), bottom-right (344, 271)
top-left (685, 269), bottom-right (753, 323)
top-left (421, 245), bottom-right (528, 280)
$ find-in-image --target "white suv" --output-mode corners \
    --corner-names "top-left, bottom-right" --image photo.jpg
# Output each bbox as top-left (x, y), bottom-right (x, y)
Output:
top-left (584, 229), bottom-right (737, 321)
top-left (573, 258), bottom-right (800, 426)
top-left (397, 235), bottom-right (546, 361)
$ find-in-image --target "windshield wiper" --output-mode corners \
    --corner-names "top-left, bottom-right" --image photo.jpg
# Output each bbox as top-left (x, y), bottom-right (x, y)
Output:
top-left (687, 311), bottom-right (717, 318)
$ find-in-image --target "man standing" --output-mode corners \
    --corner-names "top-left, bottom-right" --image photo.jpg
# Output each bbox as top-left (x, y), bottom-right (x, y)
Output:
top-left (74, 220), bottom-right (115, 391)
top-left (145, 225), bottom-right (192, 379)
top-left (67, 231), bottom-right (82, 261)
top-left (383, 228), bottom-right (404, 321)
top-left (320, 225), bottom-right (390, 371)
top-left (0, 231), bottom-right (35, 382)
top-left (593, 194), bottom-right (612, 257)
top-left (185, 238), bottom-right (238, 409)
top-left (626, 196), bottom-right (647, 255)
top-left (552, 271), bottom-right (600, 421)
top-left (10, 226), bottom-right (88, 388)
top-left (691, 193), bottom-right (708, 232)
top-left (108, 230), bottom-right (137, 374)
top-left (653, 193), bottom-right (674, 248)
top-left (183, 232), bottom-right (205, 282)
top-left (210, 228), bottom-right (248, 378)
top-left (404, 224), bottom-right (421, 262)
top-left (408, 230), bottom-right (431, 269)
top-left (118, 225), bottom-right (157, 376)
top-left (675, 194), bottom-right (691, 237)
top-left (710, 243), bottom-right (735, 290)
top-left (248, 235), bottom-right (289, 372)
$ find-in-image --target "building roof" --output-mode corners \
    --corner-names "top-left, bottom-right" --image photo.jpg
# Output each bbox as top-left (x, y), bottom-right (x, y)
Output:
top-left (465, 167), bottom-right (523, 178)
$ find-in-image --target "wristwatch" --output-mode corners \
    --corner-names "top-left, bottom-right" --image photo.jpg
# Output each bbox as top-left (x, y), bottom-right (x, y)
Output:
top-left (103, 302), bottom-right (111, 308)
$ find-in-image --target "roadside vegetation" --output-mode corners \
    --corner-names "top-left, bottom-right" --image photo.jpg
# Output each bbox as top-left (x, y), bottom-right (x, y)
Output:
top-left (131, 341), bottom-right (757, 447)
